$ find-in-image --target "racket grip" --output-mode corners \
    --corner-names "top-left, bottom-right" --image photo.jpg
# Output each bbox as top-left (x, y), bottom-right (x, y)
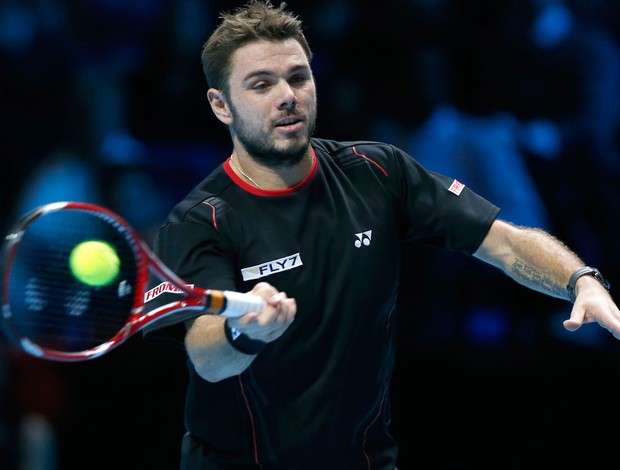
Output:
top-left (221, 291), bottom-right (267, 317)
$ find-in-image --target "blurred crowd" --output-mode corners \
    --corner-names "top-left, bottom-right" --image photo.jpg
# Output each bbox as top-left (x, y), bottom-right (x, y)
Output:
top-left (1, 0), bottom-right (619, 468)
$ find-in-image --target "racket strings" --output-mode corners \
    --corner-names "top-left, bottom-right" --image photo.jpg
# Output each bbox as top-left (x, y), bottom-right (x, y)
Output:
top-left (4, 209), bottom-right (141, 353)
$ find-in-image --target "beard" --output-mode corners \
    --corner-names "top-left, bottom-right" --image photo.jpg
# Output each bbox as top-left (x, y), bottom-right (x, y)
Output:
top-left (228, 100), bottom-right (317, 168)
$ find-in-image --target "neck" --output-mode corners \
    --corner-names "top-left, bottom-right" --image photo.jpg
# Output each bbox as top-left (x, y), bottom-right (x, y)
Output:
top-left (230, 154), bottom-right (264, 189)
top-left (230, 148), bottom-right (314, 190)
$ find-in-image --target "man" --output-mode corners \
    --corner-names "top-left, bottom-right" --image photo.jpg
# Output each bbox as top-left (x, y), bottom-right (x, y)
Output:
top-left (143, 1), bottom-right (620, 468)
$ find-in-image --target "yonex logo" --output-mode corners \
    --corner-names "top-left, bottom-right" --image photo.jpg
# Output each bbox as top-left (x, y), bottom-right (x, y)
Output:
top-left (118, 280), bottom-right (132, 298)
top-left (230, 326), bottom-right (242, 340)
top-left (354, 230), bottom-right (372, 248)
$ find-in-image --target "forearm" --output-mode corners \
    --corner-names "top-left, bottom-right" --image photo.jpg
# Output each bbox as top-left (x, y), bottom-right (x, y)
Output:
top-left (183, 282), bottom-right (296, 382)
top-left (474, 220), bottom-right (584, 301)
top-left (185, 315), bottom-right (256, 382)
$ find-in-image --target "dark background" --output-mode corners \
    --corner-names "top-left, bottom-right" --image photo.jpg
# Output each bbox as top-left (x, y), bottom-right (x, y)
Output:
top-left (1, 0), bottom-right (619, 468)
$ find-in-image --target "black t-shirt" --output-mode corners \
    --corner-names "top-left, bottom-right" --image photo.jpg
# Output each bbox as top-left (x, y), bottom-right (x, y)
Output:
top-left (143, 138), bottom-right (500, 468)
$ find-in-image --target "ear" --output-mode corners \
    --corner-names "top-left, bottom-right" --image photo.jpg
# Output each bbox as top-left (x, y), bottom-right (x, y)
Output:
top-left (207, 88), bottom-right (233, 125)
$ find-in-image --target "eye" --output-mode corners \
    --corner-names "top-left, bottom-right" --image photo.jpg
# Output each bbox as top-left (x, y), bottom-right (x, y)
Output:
top-left (289, 74), bottom-right (308, 85)
top-left (252, 81), bottom-right (270, 90)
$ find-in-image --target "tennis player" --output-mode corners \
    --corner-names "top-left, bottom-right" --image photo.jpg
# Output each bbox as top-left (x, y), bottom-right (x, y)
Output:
top-left (143, 1), bottom-right (620, 468)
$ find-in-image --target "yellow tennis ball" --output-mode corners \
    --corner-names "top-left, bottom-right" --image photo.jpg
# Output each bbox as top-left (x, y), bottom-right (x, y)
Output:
top-left (69, 240), bottom-right (120, 287)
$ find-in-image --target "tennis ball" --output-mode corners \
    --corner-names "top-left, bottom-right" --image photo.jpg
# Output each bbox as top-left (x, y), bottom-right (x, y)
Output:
top-left (69, 240), bottom-right (120, 287)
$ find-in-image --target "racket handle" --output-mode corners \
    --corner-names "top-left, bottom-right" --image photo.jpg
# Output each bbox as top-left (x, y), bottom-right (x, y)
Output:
top-left (221, 291), bottom-right (267, 317)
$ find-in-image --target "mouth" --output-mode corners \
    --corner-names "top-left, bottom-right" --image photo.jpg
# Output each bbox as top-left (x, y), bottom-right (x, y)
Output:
top-left (275, 117), bottom-right (304, 132)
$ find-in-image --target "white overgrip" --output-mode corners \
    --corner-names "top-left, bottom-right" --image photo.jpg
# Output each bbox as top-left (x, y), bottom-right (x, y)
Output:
top-left (222, 291), bottom-right (266, 317)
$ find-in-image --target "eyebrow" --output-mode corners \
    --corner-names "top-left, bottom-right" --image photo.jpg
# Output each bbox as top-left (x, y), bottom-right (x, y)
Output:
top-left (242, 64), bottom-right (310, 84)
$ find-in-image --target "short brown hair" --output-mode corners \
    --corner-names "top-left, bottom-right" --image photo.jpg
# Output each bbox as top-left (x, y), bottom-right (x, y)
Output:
top-left (201, 0), bottom-right (313, 95)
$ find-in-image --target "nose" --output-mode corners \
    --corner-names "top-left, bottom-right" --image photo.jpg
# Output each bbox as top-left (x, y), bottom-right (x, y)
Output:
top-left (277, 81), bottom-right (297, 110)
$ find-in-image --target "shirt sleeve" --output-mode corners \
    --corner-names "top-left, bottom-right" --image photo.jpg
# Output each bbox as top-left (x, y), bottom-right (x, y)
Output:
top-left (391, 144), bottom-right (501, 253)
top-left (142, 219), bottom-right (238, 346)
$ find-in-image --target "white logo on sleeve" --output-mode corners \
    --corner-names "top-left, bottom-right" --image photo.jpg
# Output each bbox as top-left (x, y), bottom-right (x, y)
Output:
top-left (241, 253), bottom-right (303, 281)
top-left (354, 230), bottom-right (372, 248)
top-left (448, 179), bottom-right (465, 196)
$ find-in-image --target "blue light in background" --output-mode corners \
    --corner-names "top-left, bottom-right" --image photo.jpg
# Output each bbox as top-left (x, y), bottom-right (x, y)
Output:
top-left (465, 306), bottom-right (508, 346)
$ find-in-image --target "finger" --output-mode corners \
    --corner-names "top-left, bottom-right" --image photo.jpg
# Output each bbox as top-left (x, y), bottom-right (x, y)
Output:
top-left (259, 291), bottom-right (292, 319)
top-left (227, 312), bottom-right (258, 331)
top-left (282, 298), bottom-right (296, 324)
top-left (562, 319), bottom-right (581, 332)
top-left (251, 282), bottom-right (279, 298)
top-left (266, 302), bottom-right (297, 339)
top-left (274, 296), bottom-right (296, 323)
top-left (231, 290), bottom-right (284, 325)
top-left (232, 291), bottom-right (296, 339)
top-left (563, 304), bottom-right (585, 332)
top-left (266, 291), bottom-right (287, 307)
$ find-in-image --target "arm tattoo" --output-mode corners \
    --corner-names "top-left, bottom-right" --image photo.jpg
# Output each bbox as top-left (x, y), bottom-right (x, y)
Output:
top-left (512, 259), bottom-right (566, 297)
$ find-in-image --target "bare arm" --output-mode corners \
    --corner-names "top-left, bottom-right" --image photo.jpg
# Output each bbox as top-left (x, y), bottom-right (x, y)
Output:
top-left (185, 282), bottom-right (297, 382)
top-left (474, 219), bottom-right (620, 339)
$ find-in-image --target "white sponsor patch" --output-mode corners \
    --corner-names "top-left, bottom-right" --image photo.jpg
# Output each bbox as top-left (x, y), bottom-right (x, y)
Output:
top-left (241, 253), bottom-right (303, 281)
top-left (448, 179), bottom-right (465, 196)
top-left (144, 281), bottom-right (194, 302)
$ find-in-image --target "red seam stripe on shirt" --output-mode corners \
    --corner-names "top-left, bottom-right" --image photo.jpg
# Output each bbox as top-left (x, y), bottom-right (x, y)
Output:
top-left (352, 146), bottom-right (389, 176)
top-left (237, 375), bottom-right (261, 465)
top-left (361, 386), bottom-right (389, 469)
top-left (201, 200), bottom-right (218, 231)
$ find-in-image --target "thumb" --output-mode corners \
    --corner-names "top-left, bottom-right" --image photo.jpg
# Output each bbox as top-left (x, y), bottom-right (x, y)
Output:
top-left (563, 305), bottom-right (584, 332)
top-left (563, 302), bottom-right (586, 332)
top-left (562, 318), bottom-right (582, 332)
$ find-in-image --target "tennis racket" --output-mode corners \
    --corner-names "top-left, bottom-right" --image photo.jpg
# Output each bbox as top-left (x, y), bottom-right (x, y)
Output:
top-left (1, 201), bottom-right (266, 362)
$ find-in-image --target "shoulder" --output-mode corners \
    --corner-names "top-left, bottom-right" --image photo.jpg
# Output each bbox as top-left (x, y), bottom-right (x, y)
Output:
top-left (164, 165), bottom-right (239, 228)
top-left (311, 137), bottom-right (396, 159)
top-left (311, 137), bottom-right (422, 178)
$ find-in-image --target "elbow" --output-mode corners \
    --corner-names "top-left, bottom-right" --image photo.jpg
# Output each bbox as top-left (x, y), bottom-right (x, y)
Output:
top-left (199, 371), bottom-right (229, 383)
top-left (185, 317), bottom-right (236, 382)
top-left (190, 357), bottom-right (232, 383)
top-left (184, 318), bottom-right (250, 382)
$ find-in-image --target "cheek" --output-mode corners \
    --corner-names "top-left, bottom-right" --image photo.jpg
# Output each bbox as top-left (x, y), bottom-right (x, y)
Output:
top-left (301, 87), bottom-right (317, 108)
top-left (237, 105), bottom-right (270, 134)
top-left (239, 99), bottom-right (267, 119)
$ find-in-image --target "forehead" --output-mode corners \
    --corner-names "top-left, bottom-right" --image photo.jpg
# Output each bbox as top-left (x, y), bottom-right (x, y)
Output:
top-left (229, 38), bottom-right (310, 81)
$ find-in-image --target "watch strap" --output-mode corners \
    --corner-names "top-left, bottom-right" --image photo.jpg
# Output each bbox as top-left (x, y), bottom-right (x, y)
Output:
top-left (566, 267), bottom-right (610, 303)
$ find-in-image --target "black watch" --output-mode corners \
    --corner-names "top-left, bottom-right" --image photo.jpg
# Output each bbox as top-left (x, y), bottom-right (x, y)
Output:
top-left (566, 267), bottom-right (611, 303)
